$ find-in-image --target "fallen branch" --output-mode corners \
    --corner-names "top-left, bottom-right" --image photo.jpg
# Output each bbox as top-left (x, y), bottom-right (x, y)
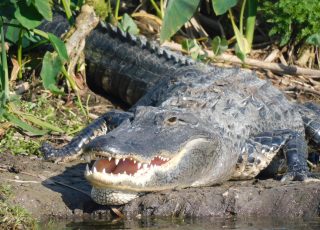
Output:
top-left (64, 5), bottom-right (99, 89)
top-left (217, 53), bottom-right (320, 77)
top-left (162, 42), bottom-right (320, 77)
top-left (284, 85), bottom-right (320, 96)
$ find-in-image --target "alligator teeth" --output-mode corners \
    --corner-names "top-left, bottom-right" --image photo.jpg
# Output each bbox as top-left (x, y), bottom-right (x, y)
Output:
top-left (86, 164), bottom-right (90, 173)
top-left (108, 156), bottom-right (112, 161)
top-left (93, 166), bottom-right (97, 173)
top-left (137, 162), bottom-right (141, 169)
top-left (124, 171), bottom-right (127, 175)
top-left (133, 160), bottom-right (136, 164)
top-left (143, 163), bottom-right (148, 169)
top-left (102, 168), bottom-right (106, 174)
top-left (115, 159), bottom-right (120, 165)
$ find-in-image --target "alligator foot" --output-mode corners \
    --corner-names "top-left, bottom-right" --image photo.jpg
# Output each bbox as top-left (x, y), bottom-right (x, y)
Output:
top-left (233, 130), bottom-right (311, 182)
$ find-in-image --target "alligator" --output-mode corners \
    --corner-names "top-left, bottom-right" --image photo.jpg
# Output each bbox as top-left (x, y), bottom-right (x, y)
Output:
top-left (40, 13), bottom-right (320, 206)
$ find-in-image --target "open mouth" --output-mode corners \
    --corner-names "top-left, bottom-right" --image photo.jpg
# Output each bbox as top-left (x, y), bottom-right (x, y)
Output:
top-left (85, 154), bottom-right (170, 177)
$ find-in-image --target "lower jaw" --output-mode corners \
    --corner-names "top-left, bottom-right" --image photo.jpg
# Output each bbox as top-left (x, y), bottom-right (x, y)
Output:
top-left (91, 187), bottom-right (140, 205)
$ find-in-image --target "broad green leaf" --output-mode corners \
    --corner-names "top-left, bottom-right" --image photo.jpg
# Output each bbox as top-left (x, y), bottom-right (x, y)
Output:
top-left (13, 0), bottom-right (43, 29)
top-left (212, 0), bottom-right (238, 15)
top-left (48, 33), bottom-right (69, 62)
top-left (40, 52), bottom-right (64, 94)
top-left (211, 36), bottom-right (228, 55)
top-left (306, 33), bottom-right (320, 47)
top-left (33, 0), bottom-right (52, 21)
top-left (160, 0), bottom-right (201, 43)
top-left (118, 13), bottom-right (139, 35)
top-left (5, 19), bottom-right (20, 43)
top-left (4, 111), bottom-right (48, 136)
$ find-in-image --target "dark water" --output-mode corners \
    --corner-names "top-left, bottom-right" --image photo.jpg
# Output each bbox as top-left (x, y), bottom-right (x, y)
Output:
top-left (41, 216), bottom-right (320, 230)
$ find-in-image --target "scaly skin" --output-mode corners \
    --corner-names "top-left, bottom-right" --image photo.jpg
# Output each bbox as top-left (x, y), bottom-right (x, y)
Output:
top-left (40, 15), bottom-right (320, 205)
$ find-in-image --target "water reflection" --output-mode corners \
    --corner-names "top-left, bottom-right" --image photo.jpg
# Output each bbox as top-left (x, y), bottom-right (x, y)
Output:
top-left (42, 216), bottom-right (320, 230)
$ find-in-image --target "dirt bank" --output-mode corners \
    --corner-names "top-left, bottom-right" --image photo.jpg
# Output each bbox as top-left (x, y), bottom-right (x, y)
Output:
top-left (0, 152), bottom-right (319, 220)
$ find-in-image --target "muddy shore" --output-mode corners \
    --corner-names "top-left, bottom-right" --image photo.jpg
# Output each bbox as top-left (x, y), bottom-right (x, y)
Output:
top-left (0, 152), bottom-right (319, 220)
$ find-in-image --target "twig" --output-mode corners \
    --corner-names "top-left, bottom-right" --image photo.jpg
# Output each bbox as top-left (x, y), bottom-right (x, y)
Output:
top-left (283, 85), bottom-right (320, 96)
top-left (6, 179), bottom-right (39, 183)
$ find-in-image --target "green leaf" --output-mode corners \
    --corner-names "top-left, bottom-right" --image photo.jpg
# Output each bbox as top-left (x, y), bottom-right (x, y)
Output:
top-left (5, 20), bottom-right (20, 43)
top-left (181, 39), bottom-right (197, 52)
top-left (19, 113), bottom-right (64, 133)
top-left (306, 33), bottom-right (320, 47)
top-left (211, 36), bottom-right (228, 55)
top-left (118, 13), bottom-right (139, 35)
top-left (235, 43), bottom-right (246, 61)
top-left (181, 39), bottom-right (201, 60)
top-left (212, 0), bottom-right (238, 15)
top-left (231, 21), bottom-right (250, 59)
top-left (4, 111), bottom-right (48, 136)
top-left (33, 0), bottom-right (52, 21)
top-left (160, 0), bottom-right (201, 43)
top-left (40, 52), bottom-right (64, 94)
top-left (13, 0), bottom-right (43, 29)
top-left (48, 33), bottom-right (69, 62)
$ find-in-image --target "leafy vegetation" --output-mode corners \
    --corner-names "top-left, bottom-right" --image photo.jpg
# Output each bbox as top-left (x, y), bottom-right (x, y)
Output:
top-left (160, 0), bottom-right (258, 61)
top-left (0, 0), bottom-right (74, 135)
top-left (0, 92), bottom-right (87, 156)
top-left (260, 0), bottom-right (320, 46)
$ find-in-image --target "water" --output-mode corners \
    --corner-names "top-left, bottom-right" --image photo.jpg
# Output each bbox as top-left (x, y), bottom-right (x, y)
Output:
top-left (41, 216), bottom-right (320, 230)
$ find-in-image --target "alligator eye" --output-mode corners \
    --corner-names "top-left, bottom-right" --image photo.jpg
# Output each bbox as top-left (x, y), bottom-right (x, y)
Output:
top-left (165, 116), bottom-right (177, 125)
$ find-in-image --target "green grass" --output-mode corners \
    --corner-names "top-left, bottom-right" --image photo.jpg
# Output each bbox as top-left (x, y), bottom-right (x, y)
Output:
top-left (0, 92), bottom-right (90, 156)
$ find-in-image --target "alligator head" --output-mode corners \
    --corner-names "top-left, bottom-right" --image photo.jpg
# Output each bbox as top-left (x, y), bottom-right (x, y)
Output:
top-left (84, 106), bottom-right (223, 205)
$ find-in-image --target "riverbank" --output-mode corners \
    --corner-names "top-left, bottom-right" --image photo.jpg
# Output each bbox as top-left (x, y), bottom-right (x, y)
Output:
top-left (0, 152), bottom-right (319, 222)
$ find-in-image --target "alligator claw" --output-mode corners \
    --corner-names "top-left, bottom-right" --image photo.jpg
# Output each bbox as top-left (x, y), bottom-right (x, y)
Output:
top-left (280, 171), bottom-right (309, 182)
top-left (40, 142), bottom-right (74, 163)
top-left (40, 142), bottom-right (57, 160)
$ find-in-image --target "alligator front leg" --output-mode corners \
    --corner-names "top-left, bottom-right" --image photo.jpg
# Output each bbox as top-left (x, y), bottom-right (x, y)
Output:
top-left (41, 110), bottom-right (132, 162)
top-left (232, 130), bottom-right (310, 181)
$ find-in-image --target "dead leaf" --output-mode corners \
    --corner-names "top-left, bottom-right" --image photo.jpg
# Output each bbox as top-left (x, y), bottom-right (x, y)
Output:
top-left (10, 58), bottom-right (20, 82)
